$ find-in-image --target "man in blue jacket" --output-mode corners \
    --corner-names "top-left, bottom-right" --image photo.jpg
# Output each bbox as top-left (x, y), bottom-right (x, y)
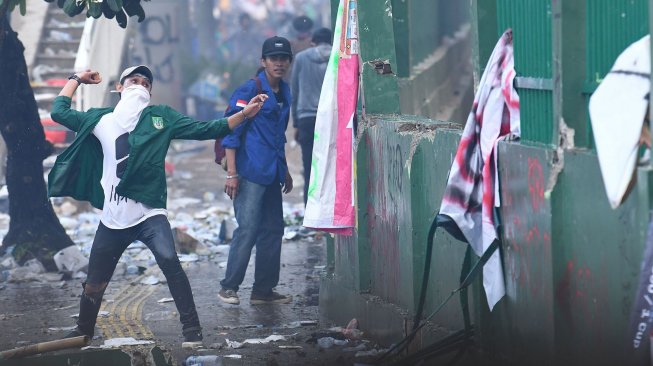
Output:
top-left (218, 36), bottom-right (294, 305)
top-left (50, 65), bottom-right (267, 348)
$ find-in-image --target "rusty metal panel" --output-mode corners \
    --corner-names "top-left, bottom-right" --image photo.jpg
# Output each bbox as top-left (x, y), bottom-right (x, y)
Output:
top-left (497, 0), bottom-right (554, 145)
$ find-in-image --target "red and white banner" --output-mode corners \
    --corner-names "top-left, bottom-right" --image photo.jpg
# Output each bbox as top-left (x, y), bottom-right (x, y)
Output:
top-left (303, 0), bottom-right (358, 235)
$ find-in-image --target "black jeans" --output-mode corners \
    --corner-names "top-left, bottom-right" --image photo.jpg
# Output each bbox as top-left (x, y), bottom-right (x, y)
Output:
top-left (297, 117), bottom-right (316, 206)
top-left (76, 215), bottom-right (200, 336)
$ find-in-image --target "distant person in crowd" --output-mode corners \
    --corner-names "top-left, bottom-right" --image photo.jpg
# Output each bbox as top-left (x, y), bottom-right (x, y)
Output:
top-left (289, 15), bottom-right (314, 56)
top-left (218, 36), bottom-right (294, 306)
top-left (225, 13), bottom-right (264, 66)
top-left (291, 27), bottom-right (332, 206)
top-left (50, 65), bottom-right (267, 348)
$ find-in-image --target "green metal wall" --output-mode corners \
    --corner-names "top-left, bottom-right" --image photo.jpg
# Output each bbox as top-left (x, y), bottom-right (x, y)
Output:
top-left (392, 0), bottom-right (470, 76)
top-left (323, 119), bottom-right (651, 364)
top-left (583, 0), bottom-right (649, 149)
top-left (549, 152), bottom-right (648, 365)
top-left (497, 0), bottom-right (553, 145)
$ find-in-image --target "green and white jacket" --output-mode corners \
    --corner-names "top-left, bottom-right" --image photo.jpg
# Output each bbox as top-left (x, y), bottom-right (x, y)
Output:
top-left (49, 96), bottom-right (230, 209)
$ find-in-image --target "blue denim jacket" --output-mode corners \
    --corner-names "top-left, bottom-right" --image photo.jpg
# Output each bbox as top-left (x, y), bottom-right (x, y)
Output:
top-left (222, 70), bottom-right (292, 185)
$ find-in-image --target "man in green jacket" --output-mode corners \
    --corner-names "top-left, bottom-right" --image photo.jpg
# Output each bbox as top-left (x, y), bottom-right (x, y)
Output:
top-left (50, 65), bottom-right (267, 348)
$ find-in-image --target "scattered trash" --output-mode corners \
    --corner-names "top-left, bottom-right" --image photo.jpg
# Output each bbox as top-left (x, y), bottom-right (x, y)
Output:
top-left (224, 354), bottom-right (242, 359)
top-left (355, 349), bottom-right (387, 357)
top-left (173, 228), bottom-right (200, 254)
top-left (218, 324), bottom-right (263, 330)
top-left (47, 326), bottom-right (77, 332)
top-left (157, 297), bottom-right (174, 303)
top-left (178, 253), bottom-right (200, 263)
top-left (0, 256), bottom-right (17, 270)
top-left (140, 275), bottom-right (161, 285)
top-left (329, 318), bottom-right (364, 340)
top-left (279, 320), bottom-right (318, 328)
top-left (225, 339), bottom-right (244, 349)
top-left (183, 355), bottom-right (223, 366)
top-left (71, 311), bottom-right (109, 318)
top-left (243, 334), bottom-right (287, 344)
top-left (317, 337), bottom-right (348, 349)
top-left (53, 245), bottom-right (89, 274)
top-left (92, 337), bottom-right (155, 349)
top-left (283, 227), bottom-right (299, 241)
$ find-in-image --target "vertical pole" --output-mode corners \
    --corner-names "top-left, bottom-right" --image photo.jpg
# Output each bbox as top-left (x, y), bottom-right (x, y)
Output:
top-left (553, 0), bottom-right (586, 147)
top-left (391, 0), bottom-right (410, 78)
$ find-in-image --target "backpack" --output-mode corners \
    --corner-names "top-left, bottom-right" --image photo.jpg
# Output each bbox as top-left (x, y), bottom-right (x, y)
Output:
top-left (214, 76), bottom-right (263, 171)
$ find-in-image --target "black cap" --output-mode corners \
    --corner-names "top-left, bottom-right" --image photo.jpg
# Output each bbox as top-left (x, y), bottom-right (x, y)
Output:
top-left (312, 28), bottom-right (332, 45)
top-left (292, 15), bottom-right (313, 33)
top-left (261, 36), bottom-right (293, 59)
top-left (119, 65), bottom-right (153, 85)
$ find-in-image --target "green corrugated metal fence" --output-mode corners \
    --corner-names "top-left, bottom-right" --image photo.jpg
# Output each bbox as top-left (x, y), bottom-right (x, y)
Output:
top-left (497, 0), bottom-right (553, 145)
top-left (583, 0), bottom-right (649, 149)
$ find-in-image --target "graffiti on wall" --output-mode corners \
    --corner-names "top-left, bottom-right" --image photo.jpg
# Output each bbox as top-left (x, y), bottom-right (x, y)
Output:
top-left (130, 3), bottom-right (182, 109)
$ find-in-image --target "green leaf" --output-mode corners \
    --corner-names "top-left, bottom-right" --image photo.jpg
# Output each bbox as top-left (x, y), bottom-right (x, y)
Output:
top-left (123, 0), bottom-right (145, 22)
top-left (57, 0), bottom-right (65, 8)
top-left (106, 0), bottom-right (122, 12)
top-left (18, 0), bottom-right (25, 15)
top-left (62, 0), bottom-right (84, 17)
top-left (87, 1), bottom-right (102, 18)
top-left (101, 1), bottom-right (115, 19)
top-left (115, 8), bottom-right (127, 28)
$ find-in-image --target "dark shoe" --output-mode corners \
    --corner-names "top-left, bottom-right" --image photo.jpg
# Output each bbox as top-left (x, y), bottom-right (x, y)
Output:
top-left (218, 288), bottom-right (240, 305)
top-left (64, 327), bottom-right (92, 345)
top-left (250, 291), bottom-right (292, 305)
top-left (182, 328), bottom-right (203, 349)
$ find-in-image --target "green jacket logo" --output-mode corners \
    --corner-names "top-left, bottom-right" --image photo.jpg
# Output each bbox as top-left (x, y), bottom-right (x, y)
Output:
top-left (152, 116), bottom-right (165, 129)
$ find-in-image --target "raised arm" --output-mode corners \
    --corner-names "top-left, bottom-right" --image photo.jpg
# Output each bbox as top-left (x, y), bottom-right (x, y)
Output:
top-left (51, 70), bottom-right (102, 132)
top-left (58, 69), bottom-right (102, 98)
top-left (226, 94), bottom-right (269, 130)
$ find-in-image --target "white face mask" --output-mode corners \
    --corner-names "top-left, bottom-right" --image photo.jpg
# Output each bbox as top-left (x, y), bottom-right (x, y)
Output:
top-left (113, 85), bottom-right (151, 130)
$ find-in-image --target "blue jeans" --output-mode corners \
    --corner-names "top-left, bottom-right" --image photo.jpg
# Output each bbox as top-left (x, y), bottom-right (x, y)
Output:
top-left (76, 215), bottom-right (200, 336)
top-left (220, 177), bottom-right (284, 295)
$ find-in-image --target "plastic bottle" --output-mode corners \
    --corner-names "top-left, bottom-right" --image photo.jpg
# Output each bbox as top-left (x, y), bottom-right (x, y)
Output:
top-left (183, 355), bottom-right (223, 366)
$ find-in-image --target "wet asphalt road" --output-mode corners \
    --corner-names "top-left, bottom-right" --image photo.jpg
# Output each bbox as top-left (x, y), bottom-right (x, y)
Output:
top-left (0, 139), bottom-right (376, 365)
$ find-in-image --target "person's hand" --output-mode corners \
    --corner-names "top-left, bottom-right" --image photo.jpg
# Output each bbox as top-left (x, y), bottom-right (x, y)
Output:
top-left (77, 69), bottom-right (102, 85)
top-left (282, 171), bottom-right (293, 194)
top-left (242, 94), bottom-right (268, 119)
top-left (224, 175), bottom-right (239, 199)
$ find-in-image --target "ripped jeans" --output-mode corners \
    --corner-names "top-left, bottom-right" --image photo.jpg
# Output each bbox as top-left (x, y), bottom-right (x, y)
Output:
top-left (75, 215), bottom-right (200, 336)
